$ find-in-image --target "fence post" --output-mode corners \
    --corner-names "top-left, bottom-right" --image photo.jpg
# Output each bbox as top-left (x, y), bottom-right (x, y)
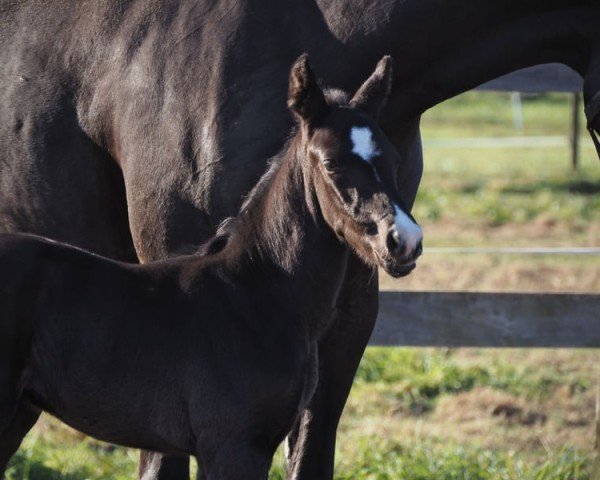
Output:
top-left (571, 93), bottom-right (581, 170)
top-left (510, 92), bottom-right (523, 132)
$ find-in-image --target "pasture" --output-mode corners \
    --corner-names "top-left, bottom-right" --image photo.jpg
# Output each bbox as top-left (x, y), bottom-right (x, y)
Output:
top-left (7, 91), bottom-right (600, 479)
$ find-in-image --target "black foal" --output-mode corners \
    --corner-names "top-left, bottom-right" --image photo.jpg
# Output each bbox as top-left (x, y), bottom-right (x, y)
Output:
top-left (0, 55), bottom-right (422, 479)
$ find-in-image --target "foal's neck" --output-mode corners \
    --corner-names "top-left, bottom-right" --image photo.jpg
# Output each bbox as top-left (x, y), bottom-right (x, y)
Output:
top-left (225, 135), bottom-right (349, 338)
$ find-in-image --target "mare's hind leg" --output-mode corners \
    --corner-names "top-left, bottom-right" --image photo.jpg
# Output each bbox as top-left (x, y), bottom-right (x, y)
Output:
top-left (0, 403), bottom-right (40, 477)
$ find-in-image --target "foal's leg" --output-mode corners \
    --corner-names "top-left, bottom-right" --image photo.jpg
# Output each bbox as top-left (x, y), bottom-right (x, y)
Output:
top-left (202, 445), bottom-right (272, 480)
top-left (285, 257), bottom-right (379, 480)
top-left (0, 404), bottom-right (40, 476)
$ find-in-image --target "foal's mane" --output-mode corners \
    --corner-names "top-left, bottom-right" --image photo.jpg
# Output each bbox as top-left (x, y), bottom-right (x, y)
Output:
top-left (202, 88), bottom-right (351, 256)
top-left (235, 87), bottom-right (349, 220)
top-left (216, 88), bottom-right (349, 235)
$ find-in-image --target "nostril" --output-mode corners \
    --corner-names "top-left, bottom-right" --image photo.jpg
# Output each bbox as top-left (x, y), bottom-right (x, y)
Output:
top-left (386, 230), bottom-right (405, 256)
top-left (415, 240), bottom-right (423, 258)
top-left (385, 230), bottom-right (397, 252)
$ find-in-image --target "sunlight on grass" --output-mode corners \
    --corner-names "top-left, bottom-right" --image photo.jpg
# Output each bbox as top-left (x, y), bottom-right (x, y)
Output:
top-left (414, 147), bottom-right (600, 229)
top-left (6, 429), bottom-right (136, 480)
top-left (417, 91), bottom-right (600, 232)
top-left (268, 440), bottom-right (590, 480)
top-left (421, 92), bottom-right (586, 138)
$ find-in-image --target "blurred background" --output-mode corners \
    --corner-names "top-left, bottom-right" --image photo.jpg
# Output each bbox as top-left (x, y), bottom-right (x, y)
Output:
top-left (7, 92), bottom-right (600, 479)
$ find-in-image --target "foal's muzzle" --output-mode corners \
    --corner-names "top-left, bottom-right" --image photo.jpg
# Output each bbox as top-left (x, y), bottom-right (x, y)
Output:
top-left (376, 210), bottom-right (423, 278)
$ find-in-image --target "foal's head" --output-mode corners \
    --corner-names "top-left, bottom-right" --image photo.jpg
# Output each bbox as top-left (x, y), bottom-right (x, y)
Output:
top-left (288, 54), bottom-right (422, 277)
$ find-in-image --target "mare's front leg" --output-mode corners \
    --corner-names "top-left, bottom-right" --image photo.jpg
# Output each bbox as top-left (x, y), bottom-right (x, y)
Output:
top-left (285, 256), bottom-right (379, 480)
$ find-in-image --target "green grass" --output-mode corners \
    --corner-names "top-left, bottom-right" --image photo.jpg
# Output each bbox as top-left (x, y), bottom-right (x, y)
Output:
top-left (416, 92), bottom-right (600, 230)
top-left (421, 92), bottom-right (585, 138)
top-left (6, 432), bottom-right (136, 480)
top-left (267, 442), bottom-right (590, 480)
top-left (333, 443), bottom-right (590, 480)
top-left (413, 148), bottom-right (600, 228)
top-left (354, 348), bottom-right (589, 411)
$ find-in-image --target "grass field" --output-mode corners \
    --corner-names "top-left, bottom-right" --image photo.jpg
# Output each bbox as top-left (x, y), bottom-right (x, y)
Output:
top-left (6, 92), bottom-right (600, 479)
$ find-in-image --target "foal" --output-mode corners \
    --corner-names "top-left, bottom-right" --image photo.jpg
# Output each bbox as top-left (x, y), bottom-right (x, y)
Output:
top-left (0, 55), bottom-right (422, 479)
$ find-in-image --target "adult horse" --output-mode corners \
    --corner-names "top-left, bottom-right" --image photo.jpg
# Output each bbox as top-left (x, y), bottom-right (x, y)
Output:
top-left (0, 1), bottom-right (599, 479)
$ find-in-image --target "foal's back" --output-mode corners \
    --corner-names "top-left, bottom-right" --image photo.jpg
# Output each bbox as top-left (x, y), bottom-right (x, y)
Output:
top-left (0, 233), bottom-right (146, 323)
top-left (0, 233), bottom-right (195, 447)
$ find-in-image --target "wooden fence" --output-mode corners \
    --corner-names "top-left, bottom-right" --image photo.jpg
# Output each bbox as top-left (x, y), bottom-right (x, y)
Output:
top-left (372, 291), bottom-right (600, 347)
top-left (370, 63), bottom-right (598, 349)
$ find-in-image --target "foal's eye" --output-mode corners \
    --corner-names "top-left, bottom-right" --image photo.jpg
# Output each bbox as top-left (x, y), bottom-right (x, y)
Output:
top-left (322, 158), bottom-right (339, 174)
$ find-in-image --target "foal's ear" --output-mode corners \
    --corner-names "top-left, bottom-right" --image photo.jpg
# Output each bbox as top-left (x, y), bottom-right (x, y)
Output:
top-left (288, 54), bottom-right (328, 124)
top-left (350, 56), bottom-right (393, 119)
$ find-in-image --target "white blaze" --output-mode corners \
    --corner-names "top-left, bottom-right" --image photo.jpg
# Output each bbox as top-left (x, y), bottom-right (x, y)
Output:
top-left (350, 126), bottom-right (382, 182)
top-left (351, 126), bottom-right (422, 254)
top-left (394, 204), bottom-right (422, 253)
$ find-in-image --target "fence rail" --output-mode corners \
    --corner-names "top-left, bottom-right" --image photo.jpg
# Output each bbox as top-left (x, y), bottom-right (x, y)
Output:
top-left (371, 291), bottom-right (600, 348)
